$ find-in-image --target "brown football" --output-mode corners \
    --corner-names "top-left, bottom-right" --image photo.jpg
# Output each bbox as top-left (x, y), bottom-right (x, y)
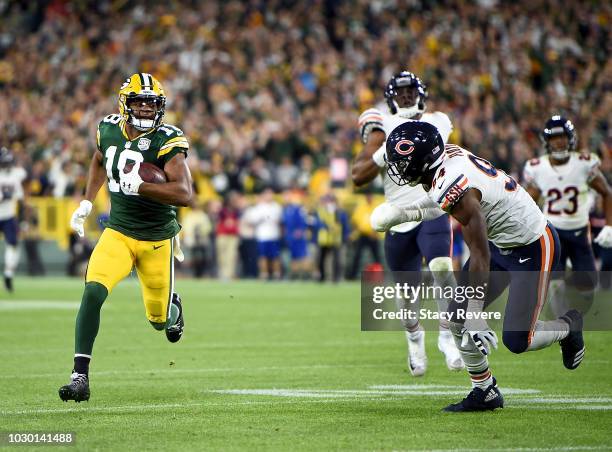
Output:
top-left (123, 162), bottom-right (167, 184)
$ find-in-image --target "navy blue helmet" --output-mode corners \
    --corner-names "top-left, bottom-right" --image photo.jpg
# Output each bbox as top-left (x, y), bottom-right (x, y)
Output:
top-left (541, 115), bottom-right (576, 161)
top-left (0, 147), bottom-right (14, 169)
top-left (385, 121), bottom-right (444, 186)
top-left (384, 71), bottom-right (427, 118)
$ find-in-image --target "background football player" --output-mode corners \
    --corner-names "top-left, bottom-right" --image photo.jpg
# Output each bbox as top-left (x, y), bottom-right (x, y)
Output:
top-left (523, 116), bottom-right (612, 317)
top-left (0, 147), bottom-right (27, 292)
top-left (59, 73), bottom-right (193, 402)
top-left (378, 121), bottom-right (585, 412)
top-left (352, 71), bottom-right (463, 376)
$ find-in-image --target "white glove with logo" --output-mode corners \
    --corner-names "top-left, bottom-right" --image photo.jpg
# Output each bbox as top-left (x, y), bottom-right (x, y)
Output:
top-left (70, 200), bottom-right (93, 238)
top-left (594, 225), bottom-right (612, 248)
top-left (460, 301), bottom-right (498, 356)
top-left (120, 166), bottom-right (143, 195)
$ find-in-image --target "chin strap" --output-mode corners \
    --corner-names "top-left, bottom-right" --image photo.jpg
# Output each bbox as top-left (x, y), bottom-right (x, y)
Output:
top-left (550, 150), bottom-right (570, 161)
top-left (393, 100), bottom-right (426, 119)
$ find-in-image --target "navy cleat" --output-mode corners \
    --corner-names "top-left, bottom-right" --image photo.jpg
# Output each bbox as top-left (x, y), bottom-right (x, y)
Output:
top-left (559, 310), bottom-right (585, 370)
top-left (165, 293), bottom-right (184, 343)
top-left (443, 378), bottom-right (503, 412)
top-left (4, 276), bottom-right (13, 293)
top-left (58, 372), bottom-right (90, 402)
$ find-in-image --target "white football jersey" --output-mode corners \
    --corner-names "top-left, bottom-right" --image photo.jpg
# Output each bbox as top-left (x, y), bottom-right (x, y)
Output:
top-left (523, 153), bottom-right (600, 230)
top-left (0, 167), bottom-right (26, 220)
top-left (430, 145), bottom-right (546, 248)
top-left (363, 107), bottom-right (453, 232)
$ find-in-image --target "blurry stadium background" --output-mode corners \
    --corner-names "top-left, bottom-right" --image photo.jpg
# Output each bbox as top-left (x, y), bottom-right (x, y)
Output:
top-left (0, 0), bottom-right (610, 277)
top-left (2, 1), bottom-right (612, 450)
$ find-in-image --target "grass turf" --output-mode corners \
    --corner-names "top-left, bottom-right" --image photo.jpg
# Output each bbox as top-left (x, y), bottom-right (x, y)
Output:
top-left (0, 277), bottom-right (611, 451)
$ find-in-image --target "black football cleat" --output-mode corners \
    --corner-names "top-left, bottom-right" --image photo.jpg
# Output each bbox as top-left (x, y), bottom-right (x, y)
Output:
top-left (165, 293), bottom-right (184, 343)
top-left (443, 379), bottom-right (503, 412)
top-left (58, 372), bottom-right (90, 402)
top-left (559, 310), bottom-right (585, 370)
top-left (4, 276), bottom-right (13, 293)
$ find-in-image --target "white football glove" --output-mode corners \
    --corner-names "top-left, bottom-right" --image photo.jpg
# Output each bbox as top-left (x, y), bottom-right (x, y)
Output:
top-left (370, 202), bottom-right (410, 232)
top-left (370, 201), bottom-right (445, 232)
top-left (120, 167), bottom-right (143, 195)
top-left (594, 225), bottom-right (612, 248)
top-left (460, 301), bottom-right (498, 356)
top-left (70, 200), bottom-right (92, 238)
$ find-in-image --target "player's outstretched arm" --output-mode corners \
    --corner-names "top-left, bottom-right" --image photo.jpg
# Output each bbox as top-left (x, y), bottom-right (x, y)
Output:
top-left (85, 150), bottom-right (106, 202)
top-left (351, 130), bottom-right (386, 186)
top-left (589, 169), bottom-right (612, 247)
top-left (449, 188), bottom-right (490, 278)
top-left (138, 153), bottom-right (193, 206)
top-left (70, 150), bottom-right (106, 237)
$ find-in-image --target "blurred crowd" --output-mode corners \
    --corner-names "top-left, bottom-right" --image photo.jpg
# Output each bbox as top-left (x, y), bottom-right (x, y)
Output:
top-left (1, 0), bottom-right (610, 199)
top-left (1, 0), bottom-right (611, 278)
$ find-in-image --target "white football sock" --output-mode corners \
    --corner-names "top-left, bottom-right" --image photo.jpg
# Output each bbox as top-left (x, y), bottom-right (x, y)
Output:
top-left (4, 245), bottom-right (19, 277)
top-left (526, 319), bottom-right (569, 351)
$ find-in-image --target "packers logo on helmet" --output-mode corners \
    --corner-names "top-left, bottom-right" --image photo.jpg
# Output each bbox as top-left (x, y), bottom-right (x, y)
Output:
top-left (118, 73), bottom-right (166, 132)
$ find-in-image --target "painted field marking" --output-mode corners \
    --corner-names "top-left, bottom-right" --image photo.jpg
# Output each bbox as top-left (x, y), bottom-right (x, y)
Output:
top-left (210, 387), bottom-right (541, 398)
top-left (0, 363), bottom-right (401, 380)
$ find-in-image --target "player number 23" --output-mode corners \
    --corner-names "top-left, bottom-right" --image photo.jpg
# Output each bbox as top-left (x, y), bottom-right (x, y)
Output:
top-left (546, 186), bottom-right (579, 215)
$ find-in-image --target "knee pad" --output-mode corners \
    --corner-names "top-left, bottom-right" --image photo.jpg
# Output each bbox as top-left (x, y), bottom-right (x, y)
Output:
top-left (428, 256), bottom-right (453, 273)
top-left (428, 257), bottom-right (454, 285)
top-left (502, 330), bottom-right (529, 354)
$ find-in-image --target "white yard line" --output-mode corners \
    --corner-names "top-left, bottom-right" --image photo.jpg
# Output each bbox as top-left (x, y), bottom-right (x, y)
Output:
top-left (0, 363), bottom-right (399, 380)
top-left (0, 301), bottom-right (81, 310)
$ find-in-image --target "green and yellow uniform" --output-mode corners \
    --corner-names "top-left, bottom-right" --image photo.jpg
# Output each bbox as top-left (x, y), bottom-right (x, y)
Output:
top-left (86, 115), bottom-right (189, 323)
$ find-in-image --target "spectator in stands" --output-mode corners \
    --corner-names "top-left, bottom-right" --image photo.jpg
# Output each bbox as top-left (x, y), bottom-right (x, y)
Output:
top-left (348, 193), bottom-right (381, 279)
top-left (238, 195), bottom-right (259, 278)
top-left (282, 190), bottom-right (311, 280)
top-left (21, 204), bottom-right (45, 276)
top-left (249, 188), bottom-right (282, 280)
top-left (181, 202), bottom-right (213, 278)
top-left (313, 193), bottom-right (349, 283)
top-left (215, 191), bottom-right (241, 281)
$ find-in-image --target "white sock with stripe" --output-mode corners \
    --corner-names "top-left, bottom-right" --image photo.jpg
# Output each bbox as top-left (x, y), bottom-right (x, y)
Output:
top-left (4, 245), bottom-right (19, 277)
top-left (449, 321), bottom-right (493, 389)
top-left (526, 319), bottom-right (569, 351)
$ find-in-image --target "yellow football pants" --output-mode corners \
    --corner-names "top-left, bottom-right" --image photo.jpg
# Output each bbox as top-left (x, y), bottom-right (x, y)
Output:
top-left (86, 228), bottom-right (174, 324)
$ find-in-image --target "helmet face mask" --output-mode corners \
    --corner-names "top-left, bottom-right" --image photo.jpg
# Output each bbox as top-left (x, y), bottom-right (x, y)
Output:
top-left (0, 147), bottom-right (14, 170)
top-left (118, 73), bottom-right (166, 132)
top-left (384, 71), bottom-right (428, 119)
top-left (542, 115), bottom-right (576, 162)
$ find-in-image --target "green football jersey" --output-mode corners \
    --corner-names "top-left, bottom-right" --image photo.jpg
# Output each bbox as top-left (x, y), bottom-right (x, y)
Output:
top-left (96, 114), bottom-right (189, 241)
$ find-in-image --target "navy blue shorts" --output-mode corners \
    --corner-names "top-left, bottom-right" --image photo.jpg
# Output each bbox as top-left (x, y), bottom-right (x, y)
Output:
top-left (384, 214), bottom-right (452, 271)
top-left (287, 239), bottom-right (308, 260)
top-left (0, 217), bottom-right (18, 246)
top-left (258, 240), bottom-right (281, 259)
top-left (553, 226), bottom-right (597, 289)
top-left (458, 223), bottom-right (560, 353)
top-left (554, 226), bottom-right (596, 272)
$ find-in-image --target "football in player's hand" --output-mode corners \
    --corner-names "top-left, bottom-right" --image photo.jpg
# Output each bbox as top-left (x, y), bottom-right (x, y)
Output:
top-left (123, 162), bottom-right (167, 184)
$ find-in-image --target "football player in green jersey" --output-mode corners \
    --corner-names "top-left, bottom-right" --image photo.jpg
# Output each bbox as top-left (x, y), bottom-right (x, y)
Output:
top-left (59, 73), bottom-right (193, 402)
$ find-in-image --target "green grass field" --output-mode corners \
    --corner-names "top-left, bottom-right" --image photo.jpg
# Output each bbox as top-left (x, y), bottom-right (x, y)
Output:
top-left (1, 277), bottom-right (611, 451)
